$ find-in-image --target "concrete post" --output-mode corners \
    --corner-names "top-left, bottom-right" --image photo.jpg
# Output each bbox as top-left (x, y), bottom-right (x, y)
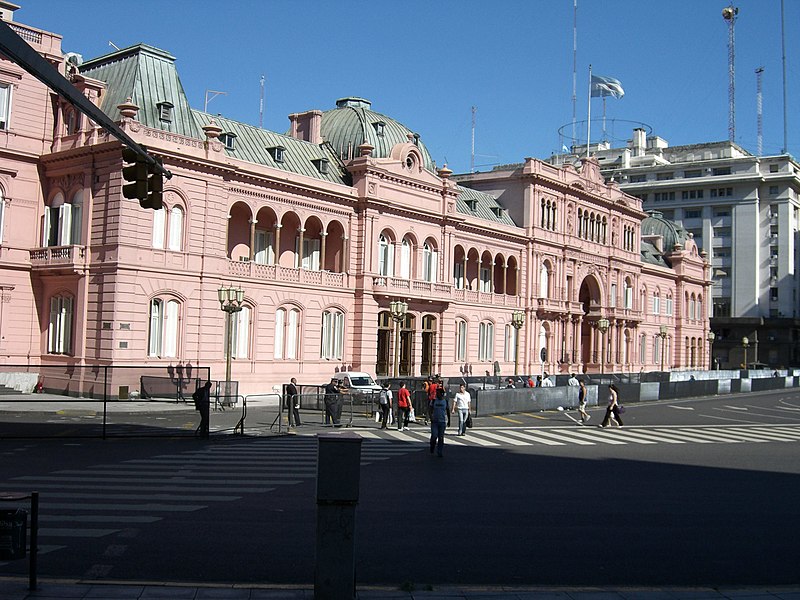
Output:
top-left (315, 433), bottom-right (362, 600)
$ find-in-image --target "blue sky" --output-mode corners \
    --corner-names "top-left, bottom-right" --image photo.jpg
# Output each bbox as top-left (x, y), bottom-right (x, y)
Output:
top-left (16, 0), bottom-right (800, 174)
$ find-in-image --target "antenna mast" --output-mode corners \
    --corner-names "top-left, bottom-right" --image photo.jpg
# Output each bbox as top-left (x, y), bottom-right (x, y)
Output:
top-left (571, 0), bottom-right (577, 144)
top-left (471, 106), bottom-right (476, 173)
top-left (722, 5), bottom-right (738, 142)
top-left (755, 67), bottom-right (764, 156)
top-left (259, 75), bottom-right (265, 129)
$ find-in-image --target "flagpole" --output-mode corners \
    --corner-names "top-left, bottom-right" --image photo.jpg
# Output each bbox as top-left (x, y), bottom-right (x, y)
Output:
top-left (602, 95), bottom-right (607, 142)
top-left (586, 64), bottom-right (592, 158)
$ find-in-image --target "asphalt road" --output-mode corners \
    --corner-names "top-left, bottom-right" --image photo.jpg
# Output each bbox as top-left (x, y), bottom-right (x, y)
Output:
top-left (1, 389), bottom-right (799, 588)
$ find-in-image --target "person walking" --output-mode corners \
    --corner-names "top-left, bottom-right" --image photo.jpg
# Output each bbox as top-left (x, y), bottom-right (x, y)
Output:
top-left (192, 380), bottom-right (211, 438)
top-left (600, 383), bottom-right (623, 428)
top-left (285, 377), bottom-right (302, 427)
top-left (396, 381), bottom-right (412, 431)
top-left (377, 382), bottom-right (392, 429)
top-left (452, 383), bottom-right (472, 436)
top-left (429, 386), bottom-right (448, 456)
top-left (577, 378), bottom-right (590, 424)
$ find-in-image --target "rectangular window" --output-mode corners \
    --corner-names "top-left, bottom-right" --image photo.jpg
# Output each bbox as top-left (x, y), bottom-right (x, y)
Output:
top-left (653, 294), bottom-right (660, 315)
top-left (712, 167), bottom-right (731, 176)
top-left (684, 209), bottom-right (701, 219)
top-left (48, 296), bottom-right (73, 355)
top-left (629, 174), bottom-right (646, 183)
top-left (478, 322), bottom-right (494, 361)
top-left (456, 320), bottom-right (467, 362)
top-left (769, 185), bottom-right (779, 195)
top-left (254, 230), bottom-right (275, 265)
top-left (770, 164), bottom-right (780, 173)
top-left (0, 83), bottom-right (11, 130)
top-left (321, 310), bottom-right (344, 360)
top-left (479, 267), bottom-right (491, 293)
top-left (610, 283), bottom-right (617, 308)
top-left (770, 287), bottom-right (779, 301)
top-left (684, 169), bottom-right (702, 178)
top-left (656, 172), bottom-right (674, 181)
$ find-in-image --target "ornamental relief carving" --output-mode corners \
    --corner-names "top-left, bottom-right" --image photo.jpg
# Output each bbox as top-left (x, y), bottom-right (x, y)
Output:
top-left (50, 172), bottom-right (85, 194)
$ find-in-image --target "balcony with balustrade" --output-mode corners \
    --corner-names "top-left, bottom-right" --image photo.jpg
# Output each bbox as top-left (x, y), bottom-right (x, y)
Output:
top-left (29, 245), bottom-right (88, 275)
top-left (227, 259), bottom-right (348, 289)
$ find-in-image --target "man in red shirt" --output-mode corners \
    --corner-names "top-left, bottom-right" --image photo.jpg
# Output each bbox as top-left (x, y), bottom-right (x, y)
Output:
top-left (397, 381), bottom-right (412, 431)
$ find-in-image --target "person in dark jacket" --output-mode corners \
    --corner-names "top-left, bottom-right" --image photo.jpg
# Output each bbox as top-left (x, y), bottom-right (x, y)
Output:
top-left (429, 386), bottom-right (448, 457)
top-left (193, 380), bottom-right (212, 438)
top-left (285, 377), bottom-right (301, 427)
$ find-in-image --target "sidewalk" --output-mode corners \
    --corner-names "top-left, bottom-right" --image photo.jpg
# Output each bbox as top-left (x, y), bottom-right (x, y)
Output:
top-left (2, 578), bottom-right (800, 600)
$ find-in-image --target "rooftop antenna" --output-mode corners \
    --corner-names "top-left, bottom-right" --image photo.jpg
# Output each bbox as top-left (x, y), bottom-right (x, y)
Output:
top-left (108, 41), bottom-right (120, 51)
top-left (722, 4), bottom-right (738, 142)
top-left (259, 74), bottom-right (265, 129)
top-left (571, 0), bottom-right (577, 145)
top-left (204, 89), bottom-right (227, 113)
top-left (471, 106), bottom-right (476, 173)
top-left (755, 66), bottom-right (764, 156)
top-left (780, 0), bottom-right (788, 154)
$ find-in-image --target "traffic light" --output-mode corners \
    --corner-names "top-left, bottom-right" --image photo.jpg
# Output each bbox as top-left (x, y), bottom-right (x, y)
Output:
top-left (142, 157), bottom-right (164, 210)
top-left (121, 146), bottom-right (147, 202)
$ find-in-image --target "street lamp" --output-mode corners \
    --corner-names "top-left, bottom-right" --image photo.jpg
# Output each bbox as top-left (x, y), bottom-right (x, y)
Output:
top-left (511, 310), bottom-right (525, 377)
top-left (597, 318), bottom-right (609, 374)
top-left (742, 336), bottom-right (750, 370)
top-left (218, 285), bottom-right (245, 403)
top-left (658, 325), bottom-right (668, 372)
top-left (707, 330), bottom-right (716, 370)
top-left (390, 300), bottom-right (408, 378)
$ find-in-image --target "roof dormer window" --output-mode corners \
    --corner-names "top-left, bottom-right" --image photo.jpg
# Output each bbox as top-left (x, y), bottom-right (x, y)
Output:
top-left (220, 132), bottom-right (237, 150)
top-left (491, 206), bottom-right (504, 218)
top-left (372, 121), bottom-right (386, 136)
top-left (157, 101), bottom-right (173, 123)
top-left (313, 158), bottom-right (330, 175)
top-left (267, 146), bottom-right (286, 163)
top-left (466, 199), bottom-right (478, 212)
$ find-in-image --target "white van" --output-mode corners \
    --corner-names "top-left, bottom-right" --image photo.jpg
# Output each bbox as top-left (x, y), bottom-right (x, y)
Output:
top-left (331, 371), bottom-right (382, 400)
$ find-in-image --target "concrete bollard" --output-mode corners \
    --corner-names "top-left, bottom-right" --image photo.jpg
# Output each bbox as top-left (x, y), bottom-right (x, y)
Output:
top-left (314, 432), bottom-right (362, 600)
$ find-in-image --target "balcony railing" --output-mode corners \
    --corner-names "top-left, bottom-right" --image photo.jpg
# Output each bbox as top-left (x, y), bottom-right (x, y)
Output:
top-left (29, 245), bottom-right (87, 272)
top-left (229, 260), bottom-right (346, 288)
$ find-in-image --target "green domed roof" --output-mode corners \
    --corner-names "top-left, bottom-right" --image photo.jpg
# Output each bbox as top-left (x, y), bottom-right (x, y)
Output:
top-left (320, 97), bottom-right (435, 171)
top-left (641, 210), bottom-right (689, 252)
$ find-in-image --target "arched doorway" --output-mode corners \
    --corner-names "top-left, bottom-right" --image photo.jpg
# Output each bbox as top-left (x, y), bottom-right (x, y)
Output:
top-left (421, 315), bottom-right (437, 376)
top-left (578, 275), bottom-right (602, 367)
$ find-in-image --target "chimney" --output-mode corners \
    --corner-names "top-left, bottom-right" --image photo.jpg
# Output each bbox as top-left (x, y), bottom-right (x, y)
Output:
top-left (288, 110), bottom-right (322, 144)
top-left (0, 1), bottom-right (20, 21)
top-left (631, 128), bottom-right (646, 157)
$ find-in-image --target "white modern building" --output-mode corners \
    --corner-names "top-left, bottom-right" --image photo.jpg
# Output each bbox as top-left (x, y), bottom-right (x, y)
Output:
top-left (549, 129), bottom-right (800, 368)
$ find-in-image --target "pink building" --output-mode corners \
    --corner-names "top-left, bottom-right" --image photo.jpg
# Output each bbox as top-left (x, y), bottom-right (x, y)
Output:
top-left (0, 8), bottom-right (710, 396)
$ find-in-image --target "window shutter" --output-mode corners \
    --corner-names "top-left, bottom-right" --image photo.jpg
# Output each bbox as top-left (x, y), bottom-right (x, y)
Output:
top-left (152, 208), bottom-right (166, 249)
top-left (274, 308), bottom-right (285, 359)
top-left (164, 300), bottom-right (179, 357)
top-left (168, 206), bottom-right (183, 251)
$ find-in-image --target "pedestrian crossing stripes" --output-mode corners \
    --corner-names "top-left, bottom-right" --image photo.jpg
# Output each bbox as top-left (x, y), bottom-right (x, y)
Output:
top-left (353, 424), bottom-right (800, 448)
top-left (0, 437), bottom-right (416, 570)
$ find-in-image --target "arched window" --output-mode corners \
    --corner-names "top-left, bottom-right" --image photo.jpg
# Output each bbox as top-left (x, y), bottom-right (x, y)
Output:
top-left (321, 308), bottom-right (344, 360)
top-left (377, 234), bottom-right (393, 276)
top-left (478, 321), bottom-right (494, 361)
top-left (274, 306), bottom-right (298, 360)
top-left (624, 279), bottom-right (633, 309)
top-left (539, 262), bottom-right (550, 299)
top-left (653, 291), bottom-right (661, 315)
top-left (168, 206), bottom-right (183, 251)
top-left (154, 204), bottom-right (183, 251)
top-left (43, 190), bottom-right (82, 247)
top-left (456, 319), bottom-right (467, 362)
top-left (639, 333), bottom-right (647, 364)
top-left (148, 297), bottom-right (180, 358)
top-left (48, 294), bottom-right (73, 355)
top-left (422, 242), bottom-right (437, 283)
top-left (0, 187), bottom-right (5, 244)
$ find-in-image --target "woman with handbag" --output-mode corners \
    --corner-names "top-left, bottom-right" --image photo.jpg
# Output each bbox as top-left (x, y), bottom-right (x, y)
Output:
top-left (600, 383), bottom-right (623, 428)
top-left (452, 383), bottom-right (472, 436)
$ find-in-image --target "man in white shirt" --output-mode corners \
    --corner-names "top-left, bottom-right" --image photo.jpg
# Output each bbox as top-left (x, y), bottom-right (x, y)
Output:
top-left (568, 373), bottom-right (580, 387)
top-left (541, 372), bottom-right (555, 387)
top-left (452, 383), bottom-right (472, 436)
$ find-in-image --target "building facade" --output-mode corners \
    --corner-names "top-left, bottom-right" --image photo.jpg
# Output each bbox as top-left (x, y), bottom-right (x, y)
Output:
top-left (551, 129), bottom-right (800, 368)
top-left (0, 8), bottom-right (710, 395)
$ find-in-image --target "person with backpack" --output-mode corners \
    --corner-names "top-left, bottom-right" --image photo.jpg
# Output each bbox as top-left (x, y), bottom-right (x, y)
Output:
top-left (396, 381), bottom-right (412, 431)
top-left (378, 382), bottom-right (392, 429)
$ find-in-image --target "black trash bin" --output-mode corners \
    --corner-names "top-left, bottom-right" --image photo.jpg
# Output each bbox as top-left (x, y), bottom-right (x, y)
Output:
top-left (0, 508), bottom-right (27, 560)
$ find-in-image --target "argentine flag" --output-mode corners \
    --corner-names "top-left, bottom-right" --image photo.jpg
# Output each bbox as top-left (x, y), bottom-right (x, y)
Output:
top-left (591, 75), bottom-right (625, 99)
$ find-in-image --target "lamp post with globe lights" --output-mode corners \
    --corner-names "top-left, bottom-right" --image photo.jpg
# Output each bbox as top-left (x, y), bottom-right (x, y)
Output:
top-left (707, 331), bottom-right (716, 370)
top-left (511, 310), bottom-right (525, 377)
top-left (390, 300), bottom-right (408, 378)
top-left (218, 285), bottom-right (245, 403)
top-left (597, 318), bottom-right (609, 374)
top-left (658, 325), bottom-right (669, 372)
top-left (742, 336), bottom-right (750, 370)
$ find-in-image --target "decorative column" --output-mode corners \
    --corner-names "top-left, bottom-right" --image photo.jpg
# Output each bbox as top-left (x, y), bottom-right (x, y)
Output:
top-left (341, 235), bottom-right (349, 273)
top-left (249, 218), bottom-right (257, 262)
top-left (274, 224), bottom-right (282, 266)
top-left (297, 228), bottom-right (305, 269)
top-left (320, 231), bottom-right (328, 271)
